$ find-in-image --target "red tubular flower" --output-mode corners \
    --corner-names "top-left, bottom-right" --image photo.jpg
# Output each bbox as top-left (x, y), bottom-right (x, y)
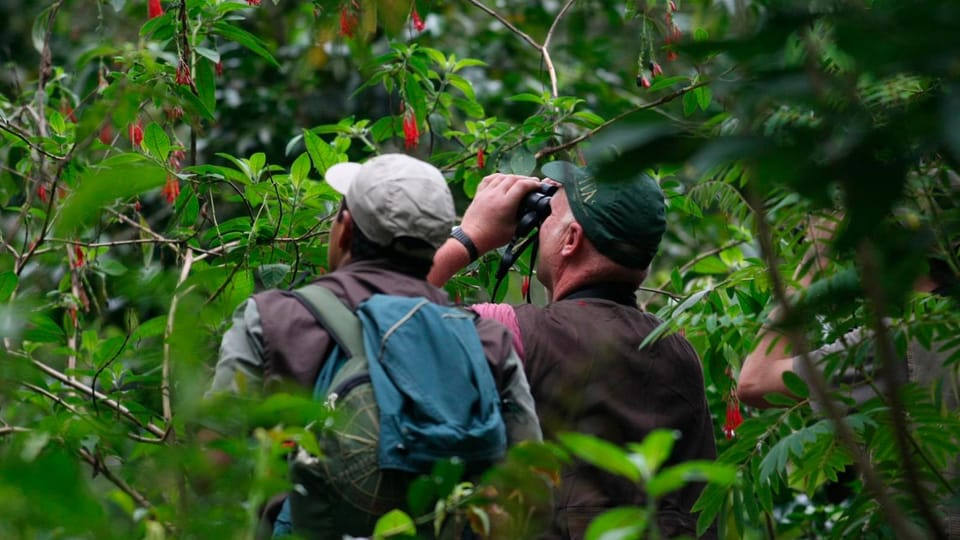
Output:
top-left (651, 62), bottom-right (663, 77)
top-left (148, 0), bottom-right (164, 19)
top-left (99, 124), bottom-right (113, 145)
top-left (169, 149), bottom-right (186, 171)
top-left (402, 106), bottom-right (420, 150)
top-left (129, 121), bottom-right (143, 146)
top-left (723, 398), bottom-right (743, 439)
top-left (215, 61), bottom-right (224, 77)
top-left (162, 176), bottom-right (181, 204)
top-left (73, 245), bottom-right (84, 269)
top-left (247, 0), bottom-right (261, 5)
top-left (175, 60), bottom-right (192, 86)
top-left (134, 199), bottom-right (142, 212)
top-left (166, 106), bottom-right (184, 121)
top-left (637, 74), bottom-right (651, 88)
top-left (477, 148), bottom-right (485, 168)
top-left (522, 276), bottom-right (530, 299)
top-left (37, 184), bottom-right (49, 203)
top-left (669, 0), bottom-right (678, 12)
top-left (412, 7), bottom-right (426, 32)
top-left (339, 8), bottom-right (358, 37)
top-left (60, 103), bottom-right (77, 123)
top-left (666, 50), bottom-right (679, 62)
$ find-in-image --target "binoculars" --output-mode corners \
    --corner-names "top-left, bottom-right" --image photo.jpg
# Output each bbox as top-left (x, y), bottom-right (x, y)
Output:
top-left (494, 182), bottom-right (559, 283)
top-left (515, 183), bottom-right (558, 239)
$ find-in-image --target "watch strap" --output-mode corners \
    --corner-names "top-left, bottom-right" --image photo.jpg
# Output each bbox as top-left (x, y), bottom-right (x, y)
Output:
top-left (450, 226), bottom-right (479, 262)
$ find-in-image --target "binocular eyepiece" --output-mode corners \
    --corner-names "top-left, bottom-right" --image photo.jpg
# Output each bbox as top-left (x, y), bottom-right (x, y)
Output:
top-left (515, 183), bottom-right (558, 238)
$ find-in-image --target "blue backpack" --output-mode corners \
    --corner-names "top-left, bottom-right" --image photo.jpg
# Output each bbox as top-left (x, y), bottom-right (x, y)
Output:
top-left (274, 285), bottom-right (507, 538)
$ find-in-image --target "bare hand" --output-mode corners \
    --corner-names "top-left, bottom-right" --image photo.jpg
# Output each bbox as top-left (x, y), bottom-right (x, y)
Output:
top-left (460, 173), bottom-right (543, 253)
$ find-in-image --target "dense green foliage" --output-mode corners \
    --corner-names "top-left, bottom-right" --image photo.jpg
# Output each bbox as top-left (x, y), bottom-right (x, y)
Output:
top-left (1, 0), bottom-right (958, 538)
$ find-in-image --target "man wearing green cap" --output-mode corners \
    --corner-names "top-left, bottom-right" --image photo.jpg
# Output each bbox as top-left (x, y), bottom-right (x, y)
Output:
top-left (429, 163), bottom-right (717, 539)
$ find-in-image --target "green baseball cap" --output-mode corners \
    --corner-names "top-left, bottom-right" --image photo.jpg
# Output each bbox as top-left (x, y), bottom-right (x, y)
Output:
top-left (540, 160), bottom-right (666, 269)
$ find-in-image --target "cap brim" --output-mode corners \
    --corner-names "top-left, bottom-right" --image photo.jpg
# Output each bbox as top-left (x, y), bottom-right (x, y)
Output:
top-left (325, 162), bottom-right (363, 194)
top-left (541, 160), bottom-right (590, 186)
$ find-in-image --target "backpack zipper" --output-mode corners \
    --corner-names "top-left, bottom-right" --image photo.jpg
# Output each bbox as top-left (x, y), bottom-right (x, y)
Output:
top-left (325, 373), bottom-right (371, 409)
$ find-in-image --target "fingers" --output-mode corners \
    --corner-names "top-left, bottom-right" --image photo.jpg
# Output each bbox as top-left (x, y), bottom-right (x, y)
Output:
top-left (477, 174), bottom-right (543, 203)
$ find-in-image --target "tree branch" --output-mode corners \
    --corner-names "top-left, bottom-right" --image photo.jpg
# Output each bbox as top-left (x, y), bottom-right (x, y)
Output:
top-left (747, 183), bottom-right (923, 540)
top-left (535, 77), bottom-right (715, 160)
top-left (856, 241), bottom-right (946, 539)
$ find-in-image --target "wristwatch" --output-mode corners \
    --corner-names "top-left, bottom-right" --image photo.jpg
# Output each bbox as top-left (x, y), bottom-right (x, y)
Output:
top-left (450, 226), bottom-right (479, 262)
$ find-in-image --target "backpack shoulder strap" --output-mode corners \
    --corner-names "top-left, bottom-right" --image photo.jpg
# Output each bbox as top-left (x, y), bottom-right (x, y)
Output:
top-left (288, 284), bottom-right (364, 358)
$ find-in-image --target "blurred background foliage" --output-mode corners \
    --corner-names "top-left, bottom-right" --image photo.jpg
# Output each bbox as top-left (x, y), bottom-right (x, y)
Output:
top-left (0, 0), bottom-right (958, 538)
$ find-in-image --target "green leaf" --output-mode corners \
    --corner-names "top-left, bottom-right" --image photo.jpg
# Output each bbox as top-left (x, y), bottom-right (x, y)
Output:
top-left (213, 21), bottom-right (279, 67)
top-left (782, 370), bottom-right (810, 399)
top-left (257, 264), bottom-right (290, 289)
top-left (24, 313), bottom-right (64, 343)
top-left (406, 476), bottom-right (435, 517)
top-left (648, 75), bottom-right (688, 92)
top-left (180, 186), bottom-right (200, 227)
top-left (626, 429), bottom-right (677, 478)
top-left (0, 271), bottom-right (17, 302)
top-left (142, 123), bottom-right (170, 163)
top-left (303, 129), bottom-right (344, 177)
top-left (683, 91), bottom-right (698, 117)
top-left (290, 153), bottom-right (311, 186)
top-left (508, 93), bottom-right (546, 104)
top-left (647, 461), bottom-right (736, 498)
top-left (763, 392), bottom-right (799, 406)
top-left (194, 46), bottom-right (221, 63)
top-left (696, 86), bottom-right (713, 111)
top-left (196, 58), bottom-right (216, 114)
top-left (584, 507), bottom-right (647, 540)
top-left (447, 74), bottom-right (477, 101)
top-left (372, 509), bottom-right (416, 537)
top-left (507, 149), bottom-right (536, 176)
top-left (453, 97), bottom-right (484, 118)
top-left (96, 259), bottom-right (128, 277)
top-left (56, 156), bottom-right (167, 236)
top-left (452, 58), bottom-right (486, 71)
top-left (691, 256), bottom-right (728, 275)
top-left (32, 6), bottom-right (52, 54)
top-left (558, 432), bottom-right (640, 483)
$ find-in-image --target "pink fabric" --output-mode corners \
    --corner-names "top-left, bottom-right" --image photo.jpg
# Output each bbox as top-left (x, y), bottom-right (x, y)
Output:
top-left (471, 303), bottom-right (525, 361)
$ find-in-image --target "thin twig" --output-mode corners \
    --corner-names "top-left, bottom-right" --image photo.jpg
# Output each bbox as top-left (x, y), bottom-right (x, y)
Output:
top-left (636, 285), bottom-right (682, 301)
top-left (77, 448), bottom-right (155, 510)
top-left (0, 122), bottom-right (66, 160)
top-left (535, 77), bottom-right (716, 160)
top-left (162, 248), bottom-right (194, 425)
top-left (26, 356), bottom-right (167, 439)
top-left (542, 0), bottom-right (576, 97)
top-left (464, 0), bottom-right (541, 50)
top-left (857, 241), bottom-right (946, 539)
top-left (0, 426), bottom-right (31, 436)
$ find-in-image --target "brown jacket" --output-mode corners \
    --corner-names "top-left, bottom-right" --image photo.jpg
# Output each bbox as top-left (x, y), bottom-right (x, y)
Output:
top-left (512, 295), bottom-right (716, 539)
top-left (246, 260), bottom-right (541, 445)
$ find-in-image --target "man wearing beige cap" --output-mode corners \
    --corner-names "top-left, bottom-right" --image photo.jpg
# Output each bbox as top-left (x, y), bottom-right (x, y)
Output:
top-left (209, 153), bottom-right (541, 537)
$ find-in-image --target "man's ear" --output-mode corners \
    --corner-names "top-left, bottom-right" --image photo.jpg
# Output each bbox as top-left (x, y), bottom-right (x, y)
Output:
top-left (560, 221), bottom-right (584, 257)
top-left (338, 210), bottom-right (354, 250)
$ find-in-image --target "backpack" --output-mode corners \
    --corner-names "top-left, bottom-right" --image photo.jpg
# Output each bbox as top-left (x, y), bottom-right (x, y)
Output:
top-left (277, 284), bottom-right (507, 538)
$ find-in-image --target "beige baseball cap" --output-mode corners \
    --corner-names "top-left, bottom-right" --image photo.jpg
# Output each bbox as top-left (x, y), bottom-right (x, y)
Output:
top-left (325, 154), bottom-right (456, 256)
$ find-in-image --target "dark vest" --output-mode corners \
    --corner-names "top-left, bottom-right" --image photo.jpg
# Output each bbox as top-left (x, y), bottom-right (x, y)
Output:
top-left (514, 296), bottom-right (717, 539)
top-left (252, 260), bottom-right (518, 394)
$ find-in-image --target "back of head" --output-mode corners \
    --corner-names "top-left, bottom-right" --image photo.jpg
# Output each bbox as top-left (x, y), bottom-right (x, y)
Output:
top-left (541, 160), bottom-right (666, 272)
top-left (326, 154), bottom-right (456, 271)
